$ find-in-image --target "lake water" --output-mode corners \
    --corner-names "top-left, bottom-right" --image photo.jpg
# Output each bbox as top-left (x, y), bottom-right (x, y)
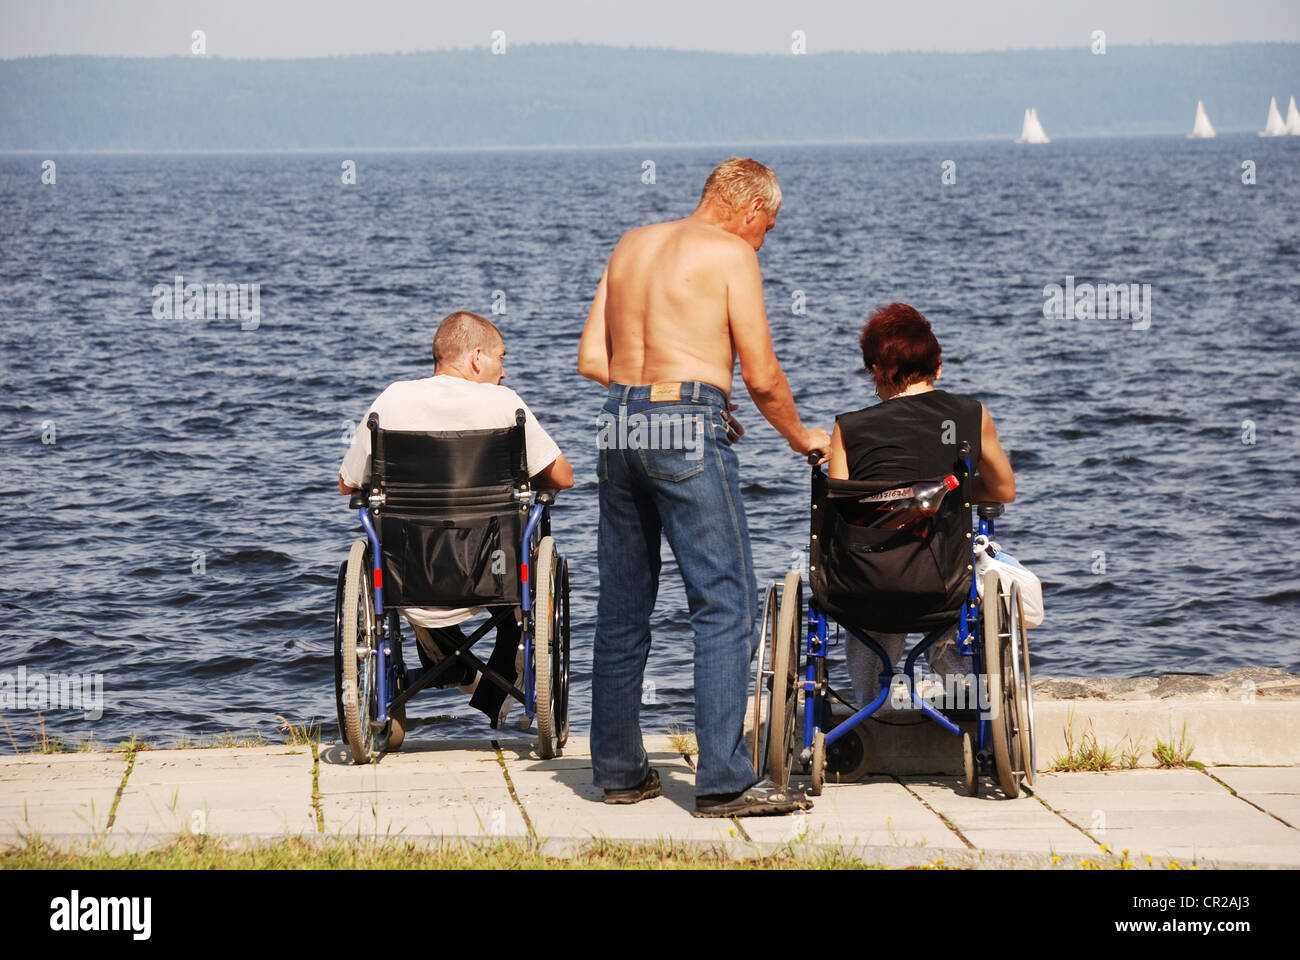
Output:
top-left (1, 137), bottom-right (1297, 748)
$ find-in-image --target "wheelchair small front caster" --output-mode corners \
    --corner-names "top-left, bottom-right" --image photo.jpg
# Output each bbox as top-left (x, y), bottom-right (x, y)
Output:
top-left (810, 730), bottom-right (826, 796)
top-left (962, 731), bottom-right (980, 796)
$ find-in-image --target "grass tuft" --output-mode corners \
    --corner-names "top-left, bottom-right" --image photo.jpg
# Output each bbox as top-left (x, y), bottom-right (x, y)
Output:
top-left (1152, 722), bottom-right (1195, 768)
top-left (276, 716), bottom-right (322, 747)
top-left (1049, 710), bottom-right (1117, 772)
top-left (666, 723), bottom-right (698, 757)
top-left (1119, 734), bottom-right (1144, 770)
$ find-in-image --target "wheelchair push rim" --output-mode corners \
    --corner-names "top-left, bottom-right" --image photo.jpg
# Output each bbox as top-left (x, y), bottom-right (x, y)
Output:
top-left (556, 554), bottom-right (571, 748)
top-left (749, 582), bottom-right (780, 774)
top-left (983, 569), bottom-right (1024, 797)
top-left (1011, 582), bottom-right (1036, 785)
top-left (341, 539), bottom-right (390, 764)
top-left (766, 571), bottom-right (803, 787)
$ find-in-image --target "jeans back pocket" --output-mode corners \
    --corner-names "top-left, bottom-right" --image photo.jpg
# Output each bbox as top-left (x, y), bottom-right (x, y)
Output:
top-left (630, 405), bottom-right (708, 482)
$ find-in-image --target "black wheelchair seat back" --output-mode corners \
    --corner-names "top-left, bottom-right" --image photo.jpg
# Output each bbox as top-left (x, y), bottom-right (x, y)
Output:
top-left (368, 412), bottom-right (530, 608)
top-left (809, 461), bottom-right (972, 635)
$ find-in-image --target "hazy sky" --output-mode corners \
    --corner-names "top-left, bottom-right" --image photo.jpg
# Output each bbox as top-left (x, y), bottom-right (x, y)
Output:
top-left (3, 0), bottom-right (1299, 58)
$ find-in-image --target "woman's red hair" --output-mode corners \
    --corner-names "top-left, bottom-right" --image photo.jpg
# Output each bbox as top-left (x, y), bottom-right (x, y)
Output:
top-left (858, 303), bottom-right (942, 395)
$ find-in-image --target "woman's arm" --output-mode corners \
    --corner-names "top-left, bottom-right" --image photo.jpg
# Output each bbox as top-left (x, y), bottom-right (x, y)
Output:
top-left (828, 422), bottom-right (849, 479)
top-left (970, 404), bottom-right (1015, 503)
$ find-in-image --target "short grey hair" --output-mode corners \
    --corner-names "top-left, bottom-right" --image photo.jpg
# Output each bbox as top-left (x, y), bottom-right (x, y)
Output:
top-left (699, 157), bottom-right (782, 216)
top-left (432, 311), bottom-right (502, 365)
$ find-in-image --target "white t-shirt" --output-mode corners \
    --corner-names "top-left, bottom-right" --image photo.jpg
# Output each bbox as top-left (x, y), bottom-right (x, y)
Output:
top-left (340, 374), bottom-right (562, 628)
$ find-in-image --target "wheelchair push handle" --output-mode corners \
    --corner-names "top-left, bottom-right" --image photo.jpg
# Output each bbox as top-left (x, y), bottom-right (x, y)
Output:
top-left (806, 449), bottom-right (825, 466)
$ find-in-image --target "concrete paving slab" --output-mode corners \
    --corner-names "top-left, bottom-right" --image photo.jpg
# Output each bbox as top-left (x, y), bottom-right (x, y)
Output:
top-left (501, 737), bottom-right (743, 845)
top-left (318, 738), bottom-right (524, 839)
top-left (0, 753), bottom-right (126, 840)
top-left (1030, 769), bottom-right (1300, 866)
top-left (1208, 767), bottom-right (1300, 826)
top-left (112, 747), bottom-right (316, 840)
top-left (741, 775), bottom-right (965, 851)
top-left (904, 776), bottom-right (1099, 856)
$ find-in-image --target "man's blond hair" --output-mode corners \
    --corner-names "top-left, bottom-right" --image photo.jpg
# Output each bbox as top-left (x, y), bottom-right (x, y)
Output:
top-left (699, 157), bottom-right (782, 216)
top-left (432, 311), bottom-right (502, 365)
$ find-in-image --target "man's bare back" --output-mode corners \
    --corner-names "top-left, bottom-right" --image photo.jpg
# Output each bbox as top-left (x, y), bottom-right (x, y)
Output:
top-left (600, 218), bottom-right (749, 395)
top-left (579, 178), bottom-right (827, 458)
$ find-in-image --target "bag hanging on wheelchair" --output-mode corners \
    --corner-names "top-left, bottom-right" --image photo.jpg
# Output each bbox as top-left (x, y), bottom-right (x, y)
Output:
top-left (973, 534), bottom-right (1044, 628)
top-left (810, 470), bottom-right (971, 634)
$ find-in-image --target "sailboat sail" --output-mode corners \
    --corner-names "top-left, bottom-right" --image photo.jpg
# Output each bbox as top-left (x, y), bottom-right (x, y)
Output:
top-left (1016, 107), bottom-right (1050, 144)
top-left (1286, 96), bottom-right (1300, 136)
top-left (1260, 96), bottom-right (1287, 136)
top-left (1189, 100), bottom-right (1215, 138)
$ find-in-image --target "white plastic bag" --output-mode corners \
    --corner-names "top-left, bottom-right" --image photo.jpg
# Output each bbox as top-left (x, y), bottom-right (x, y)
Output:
top-left (973, 535), bottom-right (1044, 628)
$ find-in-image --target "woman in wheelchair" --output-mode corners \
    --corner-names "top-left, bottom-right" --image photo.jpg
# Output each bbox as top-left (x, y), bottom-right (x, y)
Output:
top-left (753, 301), bottom-right (1032, 798)
top-left (827, 303), bottom-right (1016, 711)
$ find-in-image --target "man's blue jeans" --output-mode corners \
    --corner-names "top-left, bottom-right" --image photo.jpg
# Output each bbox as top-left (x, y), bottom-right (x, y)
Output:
top-left (591, 381), bottom-right (759, 797)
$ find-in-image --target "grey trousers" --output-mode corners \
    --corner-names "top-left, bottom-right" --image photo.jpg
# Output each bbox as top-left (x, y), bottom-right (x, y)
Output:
top-left (843, 626), bottom-right (970, 707)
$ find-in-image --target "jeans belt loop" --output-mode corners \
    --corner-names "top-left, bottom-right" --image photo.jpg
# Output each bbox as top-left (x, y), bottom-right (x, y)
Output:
top-left (691, 381), bottom-right (701, 402)
top-left (620, 383), bottom-right (632, 405)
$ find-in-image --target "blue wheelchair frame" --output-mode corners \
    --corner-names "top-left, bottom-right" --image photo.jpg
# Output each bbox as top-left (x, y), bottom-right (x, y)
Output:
top-left (798, 447), bottom-right (999, 778)
top-left (354, 497), bottom-right (554, 730)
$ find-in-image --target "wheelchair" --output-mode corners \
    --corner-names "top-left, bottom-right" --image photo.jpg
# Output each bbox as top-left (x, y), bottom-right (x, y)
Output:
top-left (751, 443), bottom-right (1036, 798)
top-left (332, 410), bottom-right (571, 763)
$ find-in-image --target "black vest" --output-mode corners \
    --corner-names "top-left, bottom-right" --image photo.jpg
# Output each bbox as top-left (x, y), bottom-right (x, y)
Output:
top-left (836, 389), bottom-right (983, 487)
top-left (809, 389), bottom-right (983, 634)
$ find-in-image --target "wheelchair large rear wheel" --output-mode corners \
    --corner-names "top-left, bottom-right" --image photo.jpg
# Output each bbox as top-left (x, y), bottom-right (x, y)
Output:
top-left (766, 571), bottom-right (802, 787)
top-left (333, 559), bottom-right (349, 745)
top-left (557, 555), bottom-right (571, 748)
top-left (749, 582), bottom-right (780, 773)
top-left (533, 536), bottom-right (564, 759)
top-left (983, 570), bottom-right (1023, 798)
top-left (1011, 583), bottom-right (1036, 785)
top-left (341, 539), bottom-right (389, 764)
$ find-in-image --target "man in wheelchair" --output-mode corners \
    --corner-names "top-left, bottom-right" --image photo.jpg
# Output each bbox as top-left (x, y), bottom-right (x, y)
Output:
top-left (338, 311), bottom-right (573, 729)
top-left (824, 303), bottom-right (1016, 716)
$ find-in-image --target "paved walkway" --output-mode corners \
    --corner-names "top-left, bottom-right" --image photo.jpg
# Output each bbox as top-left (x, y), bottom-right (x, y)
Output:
top-left (2, 736), bottom-right (1297, 868)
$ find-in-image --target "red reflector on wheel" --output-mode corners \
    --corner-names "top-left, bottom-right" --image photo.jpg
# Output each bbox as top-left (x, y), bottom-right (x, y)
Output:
top-left (373, 568), bottom-right (383, 590)
top-left (521, 563), bottom-right (529, 583)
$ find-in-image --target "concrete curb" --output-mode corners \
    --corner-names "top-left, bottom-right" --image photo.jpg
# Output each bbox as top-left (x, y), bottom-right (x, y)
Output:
top-left (834, 700), bottom-right (1300, 775)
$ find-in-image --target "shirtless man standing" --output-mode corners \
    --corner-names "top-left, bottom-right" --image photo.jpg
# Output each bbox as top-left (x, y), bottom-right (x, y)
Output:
top-left (578, 157), bottom-right (830, 817)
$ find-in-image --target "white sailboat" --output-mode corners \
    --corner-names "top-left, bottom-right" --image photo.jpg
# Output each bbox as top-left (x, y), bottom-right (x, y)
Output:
top-left (1286, 96), bottom-right (1300, 136)
top-left (1189, 100), bottom-right (1216, 138)
top-left (1260, 96), bottom-right (1287, 136)
top-left (1016, 107), bottom-right (1050, 144)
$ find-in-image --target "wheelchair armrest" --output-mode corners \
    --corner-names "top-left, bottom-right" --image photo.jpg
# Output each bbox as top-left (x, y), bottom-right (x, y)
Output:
top-left (977, 502), bottom-right (1004, 519)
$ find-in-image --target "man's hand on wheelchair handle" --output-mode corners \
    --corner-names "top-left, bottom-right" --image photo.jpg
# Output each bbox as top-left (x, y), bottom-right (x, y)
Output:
top-left (795, 428), bottom-right (831, 465)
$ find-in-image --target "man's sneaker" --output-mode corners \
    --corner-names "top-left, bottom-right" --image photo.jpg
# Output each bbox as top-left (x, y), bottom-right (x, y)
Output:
top-left (603, 768), bottom-right (662, 805)
top-left (693, 778), bottom-right (813, 818)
